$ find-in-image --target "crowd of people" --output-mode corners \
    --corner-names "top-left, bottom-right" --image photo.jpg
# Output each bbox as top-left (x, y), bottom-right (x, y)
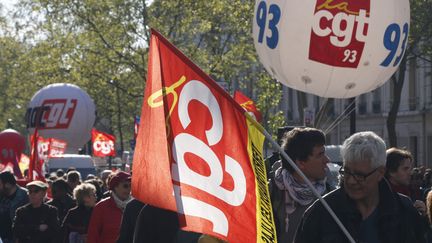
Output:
top-left (1, 128), bottom-right (432, 242)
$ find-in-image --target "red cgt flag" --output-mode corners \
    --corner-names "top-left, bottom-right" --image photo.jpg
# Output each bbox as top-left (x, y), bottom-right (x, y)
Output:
top-left (132, 29), bottom-right (276, 243)
top-left (91, 129), bottom-right (116, 157)
top-left (234, 90), bottom-right (263, 123)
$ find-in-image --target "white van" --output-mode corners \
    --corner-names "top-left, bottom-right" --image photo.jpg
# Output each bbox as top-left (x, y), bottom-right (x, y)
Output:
top-left (47, 154), bottom-right (96, 179)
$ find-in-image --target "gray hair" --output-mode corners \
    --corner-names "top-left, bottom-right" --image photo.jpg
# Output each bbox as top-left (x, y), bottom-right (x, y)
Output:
top-left (341, 131), bottom-right (387, 168)
top-left (73, 182), bottom-right (96, 205)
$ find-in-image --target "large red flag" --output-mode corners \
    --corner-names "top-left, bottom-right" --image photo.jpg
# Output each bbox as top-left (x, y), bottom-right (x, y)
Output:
top-left (234, 90), bottom-right (263, 123)
top-left (91, 129), bottom-right (116, 157)
top-left (132, 29), bottom-right (276, 243)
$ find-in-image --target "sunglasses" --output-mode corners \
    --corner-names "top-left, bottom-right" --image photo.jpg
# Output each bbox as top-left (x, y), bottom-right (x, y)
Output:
top-left (121, 183), bottom-right (131, 189)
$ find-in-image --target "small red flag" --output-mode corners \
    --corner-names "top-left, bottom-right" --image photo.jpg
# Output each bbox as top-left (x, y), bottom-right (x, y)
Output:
top-left (234, 91), bottom-right (262, 123)
top-left (91, 129), bottom-right (116, 157)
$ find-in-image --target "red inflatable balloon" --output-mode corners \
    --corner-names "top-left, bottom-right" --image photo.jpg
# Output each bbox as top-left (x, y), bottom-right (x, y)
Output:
top-left (0, 129), bottom-right (26, 164)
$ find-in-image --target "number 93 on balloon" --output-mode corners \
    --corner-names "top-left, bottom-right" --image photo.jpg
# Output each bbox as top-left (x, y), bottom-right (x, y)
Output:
top-left (253, 0), bottom-right (410, 98)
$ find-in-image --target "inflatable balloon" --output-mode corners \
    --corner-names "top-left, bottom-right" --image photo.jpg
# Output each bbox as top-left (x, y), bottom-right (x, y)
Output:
top-left (253, 0), bottom-right (410, 98)
top-left (26, 83), bottom-right (96, 153)
top-left (0, 129), bottom-right (26, 164)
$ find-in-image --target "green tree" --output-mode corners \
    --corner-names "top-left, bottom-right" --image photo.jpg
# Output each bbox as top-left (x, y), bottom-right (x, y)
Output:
top-left (2, 0), bottom-right (285, 151)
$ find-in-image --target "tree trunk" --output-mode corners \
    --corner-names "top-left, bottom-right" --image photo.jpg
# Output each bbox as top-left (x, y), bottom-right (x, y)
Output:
top-left (386, 57), bottom-right (407, 147)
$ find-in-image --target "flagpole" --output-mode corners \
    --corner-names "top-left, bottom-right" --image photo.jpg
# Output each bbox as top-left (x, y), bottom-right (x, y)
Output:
top-left (244, 114), bottom-right (355, 243)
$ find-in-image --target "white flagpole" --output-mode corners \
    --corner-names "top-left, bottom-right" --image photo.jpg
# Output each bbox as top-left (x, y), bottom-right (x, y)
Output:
top-left (245, 114), bottom-right (355, 243)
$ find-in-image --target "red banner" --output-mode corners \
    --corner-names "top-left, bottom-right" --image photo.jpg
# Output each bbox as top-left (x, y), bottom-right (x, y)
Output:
top-left (92, 129), bottom-right (116, 157)
top-left (234, 91), bottom-right (263, 123)
top-left (132, 29), bottom-right (276, 243)
top-left (48, 138), bottom-right (67, 157)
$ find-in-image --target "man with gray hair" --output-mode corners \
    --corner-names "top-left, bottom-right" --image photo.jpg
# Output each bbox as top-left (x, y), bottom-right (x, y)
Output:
top-left (295, 131), bottom-right (426, 242)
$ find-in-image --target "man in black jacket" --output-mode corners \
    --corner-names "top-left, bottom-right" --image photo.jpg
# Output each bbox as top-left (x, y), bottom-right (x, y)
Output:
top-left (295, 131), bottom-right (426, 243)
top-left (12, 180), bottom-right (60, 243)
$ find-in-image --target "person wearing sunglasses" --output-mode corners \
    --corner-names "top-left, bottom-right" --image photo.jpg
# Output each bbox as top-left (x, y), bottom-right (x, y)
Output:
top-left (295, 131), bottom-right (427, 243)
top-left (12, 180), bottom-right (60, 243)
top-left (87, 171), bottom-right (132, 243)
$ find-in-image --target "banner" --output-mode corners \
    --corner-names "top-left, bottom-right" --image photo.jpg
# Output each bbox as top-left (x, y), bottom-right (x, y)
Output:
top-left (92, 129), bottom-right (116, 157)
top-left (132, 29), bottom-right (276, 243)
top-left (48, 138), bottom-right (67, 157)
top-left (234, 91), bottom-right (263, 123)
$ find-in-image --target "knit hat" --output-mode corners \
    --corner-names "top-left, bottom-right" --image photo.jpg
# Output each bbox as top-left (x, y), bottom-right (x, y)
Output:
top-left (108, 171), bottom-right (131, 190)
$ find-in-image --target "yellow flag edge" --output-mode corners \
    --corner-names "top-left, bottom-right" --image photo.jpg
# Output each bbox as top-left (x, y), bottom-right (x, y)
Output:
top-left (246, 118), bottom-right (278, 243)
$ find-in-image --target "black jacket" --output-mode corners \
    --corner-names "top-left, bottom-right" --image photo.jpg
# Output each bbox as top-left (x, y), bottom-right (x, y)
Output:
top-left (12, 203), bottom-right (60, 243)
top-left (117, 199), bottom-right (145, 243)
top-left (295, 180), bottom-right (426, 243)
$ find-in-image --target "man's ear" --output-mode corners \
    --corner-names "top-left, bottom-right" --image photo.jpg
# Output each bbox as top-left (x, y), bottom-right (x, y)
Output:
top-left (296, 159), bottom-right (307, 170)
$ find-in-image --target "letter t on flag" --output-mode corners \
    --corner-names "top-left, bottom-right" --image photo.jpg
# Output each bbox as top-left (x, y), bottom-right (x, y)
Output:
top-left (132, 29), bottom-right (277, 243)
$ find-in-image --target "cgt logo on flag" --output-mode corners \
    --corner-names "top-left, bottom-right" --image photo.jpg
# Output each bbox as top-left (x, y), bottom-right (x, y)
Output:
top-left (132, 29), bottom-right (276, 243)
top-left (309, 0), bottom-right (370, 68)
top-left (92, 129), bottom-right (116, 157)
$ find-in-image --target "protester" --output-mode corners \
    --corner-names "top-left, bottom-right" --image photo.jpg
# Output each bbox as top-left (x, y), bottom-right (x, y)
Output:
top-left (0, 171), bottom-right (29, 243)
top-left (56, 169), bottom-right (65, 179)
top-left (386, 147), bottom-right (427, 215)
top-left (268, 127), bottom-right (330, 243)
top-left (84, 179), bottom-right (104, 202)
top-left (129, 202), bottom-right (201, 243)
top-left (99, 170), bottom-right (112, 193)
top-left (133, 204), bottom-right (180, 243)
top-left (87, 171), bottom-right (132, 243)
top-left (12, 180), bottom-right (60, 243)
top-left (62, 183), bottom-right (97, 243)
top-left (295, 131), bottom-right (426, 242)
top-left (116, 198), bottom-right (145, 243)
top-left (48, 179), bottom-right (76, 222)
top-left (66, 171), bottom-right (82, 194)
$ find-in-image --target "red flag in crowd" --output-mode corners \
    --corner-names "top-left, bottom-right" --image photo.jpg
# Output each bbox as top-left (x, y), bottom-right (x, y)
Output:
top-left (234, 90), bottom-right (262, 123)
top-left (132, 29), bottom-right (276, 243)
top-left (91, 129), bottom-right (116, 157)
top-left (29, 130), bottom-right (46, 181)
